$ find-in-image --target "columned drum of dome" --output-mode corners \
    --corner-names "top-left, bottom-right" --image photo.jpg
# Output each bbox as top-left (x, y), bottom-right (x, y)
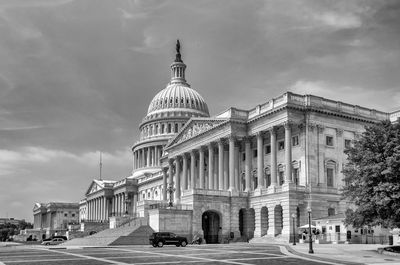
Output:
top-left (131, 41), bottom-right (210, 176)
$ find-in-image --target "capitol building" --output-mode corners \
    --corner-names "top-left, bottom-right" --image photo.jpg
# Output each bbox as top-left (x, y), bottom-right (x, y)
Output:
top-left (79, 42), bottom-right (400, 243)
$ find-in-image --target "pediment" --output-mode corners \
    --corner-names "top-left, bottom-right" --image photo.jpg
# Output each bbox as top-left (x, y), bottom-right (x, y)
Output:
top-left (33, 203), bottom-right (44, 212)
top-left (166, 119), bottom-right (226, 148)
top-left (85, 180), bottom-right (104, 196)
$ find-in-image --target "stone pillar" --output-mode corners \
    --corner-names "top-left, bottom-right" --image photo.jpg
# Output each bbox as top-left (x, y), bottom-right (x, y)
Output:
top-left (175, 156), bottom-right (181, 202)
top-left (168, 159), bottom-right (173, 188)
top-left (182, 154), bottom-right (188, 190)
top-left (257, 132), bottom-right (264, 189)
top-left (218, 140), bottom-right (224, 190)
top-left (270, 128), bottom-right (278, 186)
top-left (190, 151), bottom-right (196, 189)
top-left (234, 145), bottom-right (240, 191)
top-left (87, 200), bottom-right (91, 220)
top-left (155, 146), bottom-right (159, 166)
top-left (208, 143), bottom-right (214, 190)
top-left (214, 152), bottom-right (218, 189)
top-left (103, 197), bottom-right (107, 220)
top-left (229, 137), bottom-right (235, 191)
top-left (147, 147), bottom-right (150, 167)
top-left (132, 151), bottom-right (136, 170)
top-left (141, 149), bottom-right (145, 168)
top-left (162, 168), bottom-right (167, 201)
top-left (133, 193), bottom-right (138, 216)
top-left (284, 122), bottom-right (292, 183)
top-left (245, 138), bottom-right (252, 192)
top-left (224, 150), bottom-right (229, 190)
top-left (199, 148), bottom-right (205, 189)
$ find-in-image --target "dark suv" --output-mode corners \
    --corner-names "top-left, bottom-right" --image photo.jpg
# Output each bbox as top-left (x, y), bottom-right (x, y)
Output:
top-left (149, 232), bottom-right (188, 247)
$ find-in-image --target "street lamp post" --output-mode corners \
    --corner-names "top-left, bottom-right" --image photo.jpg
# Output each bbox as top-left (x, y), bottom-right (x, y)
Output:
top-left (166, 185), bottom-right (175, 207)
top-left (307, 207), bottom-right (314, 254)
top-left (292, 213), bottom-right (296, 245)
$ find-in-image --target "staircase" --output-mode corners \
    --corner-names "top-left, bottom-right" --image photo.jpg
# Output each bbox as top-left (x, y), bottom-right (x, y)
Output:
top-left (62, 224), bottom-right (154, 247)
top-left (250, 234), bottom-right (289, 244)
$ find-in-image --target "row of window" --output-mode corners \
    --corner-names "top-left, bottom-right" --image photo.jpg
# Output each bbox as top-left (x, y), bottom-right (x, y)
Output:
top-left (141, 122), bottom-right (185, 138)
top-left (326, 136), bottom-right (352, 148)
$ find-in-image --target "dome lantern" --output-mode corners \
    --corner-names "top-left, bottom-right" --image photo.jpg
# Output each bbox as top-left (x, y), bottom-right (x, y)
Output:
top-left (170, 39), bottom-right (186, 85)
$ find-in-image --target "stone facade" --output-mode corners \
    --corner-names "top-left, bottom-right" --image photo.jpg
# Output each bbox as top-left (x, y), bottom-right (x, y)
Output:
top-left (79, 43), bottom-right (400, 243)
top-left (32, 202), bottom-right (79, 239)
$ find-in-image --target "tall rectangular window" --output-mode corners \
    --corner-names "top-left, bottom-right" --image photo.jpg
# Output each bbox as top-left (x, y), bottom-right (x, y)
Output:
top-left (265, 145), bottom-right (271, 154)
top-left (279, 171), bottom-right (284, 185)
top-left (327, 168), bottom-right (334, 187)
top-left (292, 135), bottom-right (299, 146)
top-left (293, 168), bottom-right (299, 185)
top-left (278, 141), bottom-right (285, 150)
top-left (344, 139), bottom-right (351, 149)
top-left (326, 136), bottom-right (334, 146)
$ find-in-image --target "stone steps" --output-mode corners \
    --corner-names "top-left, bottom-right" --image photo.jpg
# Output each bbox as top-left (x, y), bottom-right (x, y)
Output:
top-left (110, 225), bottom-right (154, 245)
top-left (250, 234), bottom-right (289, 244)
top-left (62, 224), bottom-right (151, 246)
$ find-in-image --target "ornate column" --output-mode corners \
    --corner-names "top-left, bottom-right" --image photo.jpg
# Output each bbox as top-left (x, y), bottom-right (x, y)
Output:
top-left (234, 145), bottom-right (240, 191)
top-left (190, 151), bottom-right (196, 189)
top-left (87, 200), bottom-right (91, 220)
top-left (168, 159), bottom-right (173, 188)
top-left (155, 146), bottom-right (159, 166)
top-left (245, 138), bottom-right (252, 192)
top-left (284, 122), bottom-right (293, 183)
top-left (132, 151), bottom-right (136, 170)
top-left (270, 127), bottom-right (278, 186)
top-left (103, 197), bottom-right (107, 220)
top-left (208, 143), bottom-right (214, 190)
top-left (218, 140), bottom-right (224, 190)
top-left (182, 154), bottom-right (188, 190)
top-left (199, 148), bottom-right (205, 189)
top-left (175, 156), bottom-right (181, 202)
top-left (162, 168), bottom-right (167, 200)
top-left (141, 149), bottom-right (145, 168)
top-left (224, 149), bottom-right (229, 190)
top-left (229, 136), bottom-right (235, 191)
top-left (147, 147), bottom-right (150, 167)
top-left (257, 132), bottom-right (264, 189)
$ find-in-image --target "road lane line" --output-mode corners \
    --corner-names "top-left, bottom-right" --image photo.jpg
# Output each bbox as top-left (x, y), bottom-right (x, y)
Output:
top-left (115, 247), bottom-right (258, 265)
top-left (280, 246), bottom-right (347, 265)
top-left (44, 248), bottom-right (131, 265)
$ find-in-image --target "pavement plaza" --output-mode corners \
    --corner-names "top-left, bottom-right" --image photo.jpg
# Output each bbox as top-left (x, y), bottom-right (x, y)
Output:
top-left (0, 244), bottom-right (353, 265)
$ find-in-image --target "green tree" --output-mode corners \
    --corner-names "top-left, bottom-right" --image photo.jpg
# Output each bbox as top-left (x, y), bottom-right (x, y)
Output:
top-left (342, 120), bottom-right (400, 228)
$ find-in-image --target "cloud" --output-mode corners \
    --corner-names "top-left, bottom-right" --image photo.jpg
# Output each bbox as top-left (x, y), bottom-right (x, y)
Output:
top-left (313, 11), bottom-right (362, 29)
top-left (288, 80), bottom-right (400, 111)
top-left (0, 146), bottom-right (132, 220)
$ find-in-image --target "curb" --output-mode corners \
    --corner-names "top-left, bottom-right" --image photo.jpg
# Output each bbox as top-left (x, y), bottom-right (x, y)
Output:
top-left (284, 245), bottom-right (364, 265)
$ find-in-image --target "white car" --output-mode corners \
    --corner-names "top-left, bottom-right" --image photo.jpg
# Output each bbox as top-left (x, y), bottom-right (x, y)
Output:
top-left (41, 238), bottom-right (65, 246)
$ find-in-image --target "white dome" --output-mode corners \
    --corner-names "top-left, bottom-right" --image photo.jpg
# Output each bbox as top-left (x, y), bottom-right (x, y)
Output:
top-left (147, 83), bottom-right (210, 117)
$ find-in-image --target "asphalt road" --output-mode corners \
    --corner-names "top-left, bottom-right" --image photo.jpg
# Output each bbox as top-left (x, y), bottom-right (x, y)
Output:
top-left (0, 244), bottom-right (345, 265)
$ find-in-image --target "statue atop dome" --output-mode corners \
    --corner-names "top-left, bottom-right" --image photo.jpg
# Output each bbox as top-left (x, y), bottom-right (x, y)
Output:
top-left (175, 39), bottom-right (182, 62)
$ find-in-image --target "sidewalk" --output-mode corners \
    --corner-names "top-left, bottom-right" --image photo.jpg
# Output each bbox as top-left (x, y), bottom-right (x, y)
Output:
top-left (286, 243), bottom-right (400, 265)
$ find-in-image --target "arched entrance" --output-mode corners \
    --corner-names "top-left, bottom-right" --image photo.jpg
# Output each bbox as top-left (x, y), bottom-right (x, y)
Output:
top-left (202, 211), bottom-right (220, 244)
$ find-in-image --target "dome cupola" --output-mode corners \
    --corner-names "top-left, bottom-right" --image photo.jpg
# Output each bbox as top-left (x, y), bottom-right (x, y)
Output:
top-left (145, 40), bottom-right (210, 119)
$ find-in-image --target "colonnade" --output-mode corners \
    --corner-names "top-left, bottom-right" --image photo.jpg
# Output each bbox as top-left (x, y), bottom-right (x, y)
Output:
top-left (162, 123), bottom-right (295, 202)
top-left (86, 196), bottom-right (108, 221)
top-left (86, 192), bottom-right (139, 221)
top-left (133, 145), bottom-right (163, 169)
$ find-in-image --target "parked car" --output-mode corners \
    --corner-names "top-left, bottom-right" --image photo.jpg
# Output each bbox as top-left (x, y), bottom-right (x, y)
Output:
top-left (41, 238), bottom-right (65, 246)
top-left (149, 232), bottom-right (188, 247)
top-left (42, 235), bottom-right (67, 242)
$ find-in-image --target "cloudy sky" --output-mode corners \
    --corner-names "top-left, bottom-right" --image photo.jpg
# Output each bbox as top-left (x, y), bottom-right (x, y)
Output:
top-left (0, 0), bottom-right (399, 221)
